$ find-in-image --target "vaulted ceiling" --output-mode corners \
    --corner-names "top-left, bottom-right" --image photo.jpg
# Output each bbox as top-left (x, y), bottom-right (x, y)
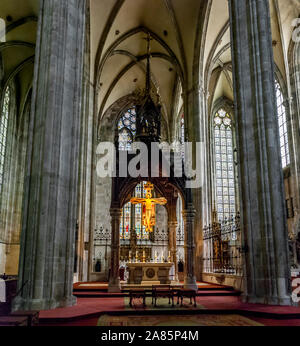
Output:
top-left (0, 0), bottom-right (38, 117)
top-left (205, 0), bottom-right (299, 114)
top-left (0, 0), bottom-right (298, 128)
top-left (91, 0), bottom-right (299, 134)
top-left (90, 0), bottom-right (208, 130)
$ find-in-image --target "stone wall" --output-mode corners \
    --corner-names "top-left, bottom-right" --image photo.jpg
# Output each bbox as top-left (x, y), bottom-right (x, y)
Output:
top-left (202, 273), bottom-right (244, 291)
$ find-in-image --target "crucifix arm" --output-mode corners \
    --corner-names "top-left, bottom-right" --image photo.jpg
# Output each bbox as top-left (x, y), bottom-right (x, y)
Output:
top-left (130, 197), bottom-right (145, 204)
top-left (152, 198), bottom-right (167, 205)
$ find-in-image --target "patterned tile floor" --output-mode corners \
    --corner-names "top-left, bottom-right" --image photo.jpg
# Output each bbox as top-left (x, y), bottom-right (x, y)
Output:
top-left (97, 313), bottom-right (263, 326)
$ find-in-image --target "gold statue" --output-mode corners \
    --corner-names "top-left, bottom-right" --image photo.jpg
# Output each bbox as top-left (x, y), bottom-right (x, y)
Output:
top-left (130, 182), bottom-right (167, 232)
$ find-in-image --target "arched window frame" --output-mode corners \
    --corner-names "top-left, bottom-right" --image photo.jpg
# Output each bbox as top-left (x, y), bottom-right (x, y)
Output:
top-left (0, 18), bottom-right (5, 43)
top-left (174, 111), bottom-right (185, 158)
top-left (211, 102), bottom-right (238, 222)
top-left (0, 85), bottom-right (11, 196)
top-left (117, 106), bottom-right (137, 151)
top-left (274, 75), bottom-right (291, 169)
top-left (120, 181), bottom-right (151, 241)
top-left (180, 113), bottom-right (185, 158)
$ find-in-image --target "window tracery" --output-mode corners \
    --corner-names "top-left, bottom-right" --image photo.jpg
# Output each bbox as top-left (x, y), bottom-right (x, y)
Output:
top-left (0, 87), bottom-right (10, 194)
top-left (275, 80), bottom-right (290, 169)
top-left (118, 107), bottom-right (136, 150)
top-left (213, 108), bottom-right (236, 221)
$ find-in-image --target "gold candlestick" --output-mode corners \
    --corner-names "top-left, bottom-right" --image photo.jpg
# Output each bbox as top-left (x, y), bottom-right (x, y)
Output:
top-left (142, 250), bottom-right (146, 263)
top-left (155, 251), bottom-right (158, 263)
top-left (129, 251), bottom-right (132, 263)
top-left (168, 251), bottom-right (171, 263)
top-left (136, 250), bottom-right (139, 263)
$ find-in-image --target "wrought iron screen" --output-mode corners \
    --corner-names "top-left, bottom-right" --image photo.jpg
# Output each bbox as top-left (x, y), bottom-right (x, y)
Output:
top-left (203, 213), bottom-right (243, 275)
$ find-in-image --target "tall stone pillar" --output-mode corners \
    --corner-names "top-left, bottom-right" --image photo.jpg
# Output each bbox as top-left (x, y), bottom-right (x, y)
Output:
top-left (229, 0), bottom-right (292, 305)
top-left (13, 0), bottom-right (86, 311)
top-left (182, 206), bottom-right (198, 290)
top-left (184, 85), bottom-right (205, 281)
top-left (168, 221), bottom-right (178, 282)
top-left (108, 208), bottom-right (122, 292)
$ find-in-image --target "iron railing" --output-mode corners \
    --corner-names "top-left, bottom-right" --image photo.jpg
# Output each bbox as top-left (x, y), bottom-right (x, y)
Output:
top-left (202, 213), bottom-right (243, 275)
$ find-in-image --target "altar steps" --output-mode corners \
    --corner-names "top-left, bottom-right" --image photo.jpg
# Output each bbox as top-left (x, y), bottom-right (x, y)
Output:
top-left (72, 287), bottom-right (241, 298)
top-left (72, 290), bottom-right (241, 298)
top-left (73, 281), bottom-right (235, 291)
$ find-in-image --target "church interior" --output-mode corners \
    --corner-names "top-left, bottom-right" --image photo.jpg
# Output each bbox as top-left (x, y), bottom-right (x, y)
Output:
top-left (0, 0), bottom-right (300, 327)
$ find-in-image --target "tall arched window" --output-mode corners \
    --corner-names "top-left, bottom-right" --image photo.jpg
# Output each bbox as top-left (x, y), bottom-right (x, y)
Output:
top-left (275, 80), bottom-right (290, 168)
top-left (180, 115), bottom-right (184, 145)
top-left (179, 114), bottom-right (185, 158)
top-left (118, 107), bottom-right (136, 150)
top-left (0, 86), bottom-right (10, 193)
top-left (213, 108), bottom-right (236, 221)
top-left (120, 181), bottom-right (150, 240)
top-left (0, 18), bottom-right (5, 42)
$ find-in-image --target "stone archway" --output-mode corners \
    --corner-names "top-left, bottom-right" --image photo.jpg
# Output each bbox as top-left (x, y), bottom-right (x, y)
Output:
top-left (108, 175), bottom-right (198, 292)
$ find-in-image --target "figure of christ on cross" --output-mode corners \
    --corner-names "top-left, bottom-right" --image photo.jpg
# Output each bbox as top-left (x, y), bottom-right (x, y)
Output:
top-left (130, 182), bottom-right (167, 232)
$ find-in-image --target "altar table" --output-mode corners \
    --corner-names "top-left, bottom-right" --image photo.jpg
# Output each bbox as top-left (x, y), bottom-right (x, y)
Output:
top-left (126, 262), bottom-right (173, 284)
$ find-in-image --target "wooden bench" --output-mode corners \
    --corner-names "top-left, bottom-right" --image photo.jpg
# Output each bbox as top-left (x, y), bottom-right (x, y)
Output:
top-left (129, 289), bottom-right (146, 307)
top-left (0, 316), bottom-right (28, 326)
top-left (152, 285), bottom-right (175, 307)
top-left (170, 285), bottom-right (184, 305)
top-left (179, 288), bottom-right (197, 307)
top-left (10, 310), bottom-right (39, 326)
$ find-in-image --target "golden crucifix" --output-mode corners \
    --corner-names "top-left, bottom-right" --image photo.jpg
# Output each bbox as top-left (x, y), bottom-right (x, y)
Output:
top-left (130, 182), bottom-right (167, 232)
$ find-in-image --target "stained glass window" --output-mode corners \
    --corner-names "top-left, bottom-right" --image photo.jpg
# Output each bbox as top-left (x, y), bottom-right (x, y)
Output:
top-left (275, 80), bottom-right (290, 168)
top-left (213, 109), bottom-right (236, 221)
top-left (120, 181), bottom-right (150, 240)
top-left (0, 87), bottom-right (10, 194)
top-left (119, 203), bottom-right (131, 239)
top-left (180, 115), bottom-right (185, 144)
top-left (180, 115), bottom-right (185, 158)
top-left (0, 18), bottom-right (5, 43)
top-left (118, 107), bottom-right (136, 150)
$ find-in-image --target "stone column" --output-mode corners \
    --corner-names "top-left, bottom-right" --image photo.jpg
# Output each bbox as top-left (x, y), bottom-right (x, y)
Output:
top-left (229, 0), bottom-right (291, 305)
top-left (290, 42), bottom-right (300, 254)
top-left (168, 221), bottom-right (178, 282)
top-left (182, 206), bottom-right (197, 290)
top-left (13, 0), bottom-right (86, 311)
top-left (76, 3), bottom-right (92, 284)
top-left (184, 85), bottom-right (206, 281)
top-left (108, 208), bottom-right (122, 292)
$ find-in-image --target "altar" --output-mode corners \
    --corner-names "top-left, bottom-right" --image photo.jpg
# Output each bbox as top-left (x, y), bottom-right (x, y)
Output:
top-left (126, 262), bottom-right (173, 285)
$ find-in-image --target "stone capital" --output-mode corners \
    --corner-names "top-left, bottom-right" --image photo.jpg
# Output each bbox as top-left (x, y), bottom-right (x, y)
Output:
top-left (168, 221), bottom-right (178, 228)
top-left (110, 208), bottom-right (122, 219)
top-left (182, 207), bottom-right (196, 221)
